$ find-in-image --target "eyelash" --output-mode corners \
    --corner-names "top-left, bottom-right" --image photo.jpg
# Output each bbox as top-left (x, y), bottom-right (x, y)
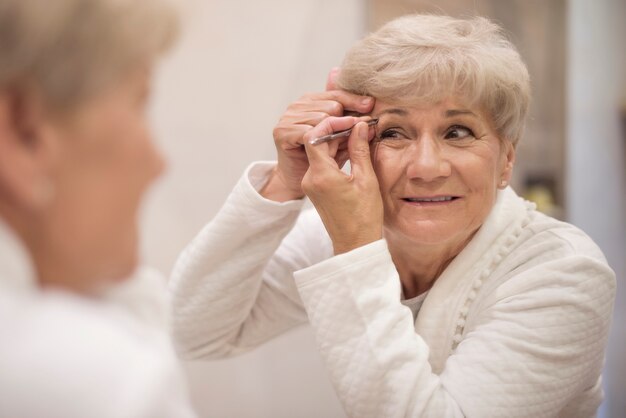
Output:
top-left (445, 125), bottom-right (475, 140)
top-left (378, 128), bottom-right (401, 140)
top-left (376, 125), bottom-right (475, 141)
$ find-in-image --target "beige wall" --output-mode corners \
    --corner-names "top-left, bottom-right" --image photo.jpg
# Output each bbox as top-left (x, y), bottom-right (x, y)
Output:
top-left (141, 1), bottom-right (626, 416)
top-left (143, 1), bottom-right (364, 416)
top-left (567, 1), bottom-right (626, 417)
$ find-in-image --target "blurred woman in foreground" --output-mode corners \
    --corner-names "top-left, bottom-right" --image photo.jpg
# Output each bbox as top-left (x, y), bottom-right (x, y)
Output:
top-left (0, 0), bottom-right (195, 416)
top-left (171, 14), bottom-right (616, 417)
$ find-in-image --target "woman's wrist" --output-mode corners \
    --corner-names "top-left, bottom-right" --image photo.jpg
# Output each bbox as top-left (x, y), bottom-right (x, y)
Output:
top-left (332, 230), bottom-right (383, 255)
top-left (259, 166), bottom-right (305, 202)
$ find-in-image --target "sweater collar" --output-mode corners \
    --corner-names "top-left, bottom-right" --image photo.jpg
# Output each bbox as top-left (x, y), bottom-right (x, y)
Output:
top-left (423, 186), bottom-right (530, 298)
top-left (441, 186), bottom-right (530, 279)
top-left (0, 217), bottom-right (38, 294)
top-left (414, 186), bottom-right (533, 372)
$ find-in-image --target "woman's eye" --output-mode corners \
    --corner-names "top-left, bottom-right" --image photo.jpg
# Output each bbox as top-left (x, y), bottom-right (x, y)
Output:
top-left (444, 125), bottom-right (474, 140)
top-left (378, 129), bottom-right (402, 140)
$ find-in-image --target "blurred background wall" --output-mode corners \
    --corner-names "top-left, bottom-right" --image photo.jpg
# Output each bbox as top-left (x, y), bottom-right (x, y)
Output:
top-left (144, 0), bottom-right (625, 416)
top-left (567, 1), bottom-right (626, 417)
top-left (145, 1), bottom-right (362, 416)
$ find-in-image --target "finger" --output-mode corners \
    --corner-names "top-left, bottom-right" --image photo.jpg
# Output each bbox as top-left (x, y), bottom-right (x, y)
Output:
top-left (337, 139), bottom-right (349, 151)
top-left (348, 122), bottom-right (376, 177)
top-left (274, 124), bottom-right (313, 149)
top-left (275, 112), bottom-right (371, 150)
top-left (290, 100), bottom-right (343, 117)
top-left (327, 134), bottom-right (341, 158)
top-left (332, 115), bottom-right (372, 151)
top-left (286, 111), bottom-right (330, 126)
top-left (304, 90), bottom-right (374, 114)
top-left (335, 149), bottom-right (350, 169)
top-left (325, 67), bottom-right (341, 91)
top-left (304, 116), bottom-right (359, 169)
top-left (368, 121), bottom-right (377, 142)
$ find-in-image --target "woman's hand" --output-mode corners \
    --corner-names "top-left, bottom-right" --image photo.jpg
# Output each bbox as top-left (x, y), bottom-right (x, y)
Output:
top-left (261, 69), bottom-right (375, 202)
top-left (301, 117), bottom-right (383, 254)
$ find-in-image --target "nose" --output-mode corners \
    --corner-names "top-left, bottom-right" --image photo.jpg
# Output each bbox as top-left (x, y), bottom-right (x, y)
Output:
top-left (404, 135), bottom-right (451, 182)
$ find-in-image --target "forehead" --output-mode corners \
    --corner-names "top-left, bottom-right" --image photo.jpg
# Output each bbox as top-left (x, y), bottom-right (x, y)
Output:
top-left (372, 97), bottom-right (480, 117)
top-left (372, 98), bottom-right (498, 132)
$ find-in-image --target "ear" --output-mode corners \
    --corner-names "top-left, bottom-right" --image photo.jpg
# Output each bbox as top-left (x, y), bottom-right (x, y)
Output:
top-left (498, 140), bottom-right (516, 189)
top-left (0, 89), bottom-right (57, 211)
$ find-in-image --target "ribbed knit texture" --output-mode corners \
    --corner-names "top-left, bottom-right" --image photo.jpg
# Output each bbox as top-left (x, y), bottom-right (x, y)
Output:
top-left (171, 161), bottom-right (616, 418)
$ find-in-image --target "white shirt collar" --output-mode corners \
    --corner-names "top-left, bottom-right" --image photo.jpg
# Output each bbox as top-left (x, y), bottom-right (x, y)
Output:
top-left (0, 217), bottom-right (38, 294)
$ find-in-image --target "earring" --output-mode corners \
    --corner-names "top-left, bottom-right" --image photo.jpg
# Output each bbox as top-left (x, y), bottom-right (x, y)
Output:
top-left (499, 179), bottom-right (508, 188)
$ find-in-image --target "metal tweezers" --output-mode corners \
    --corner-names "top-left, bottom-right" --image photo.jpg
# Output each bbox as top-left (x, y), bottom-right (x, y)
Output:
top-left (309, 118), bottom-right (379, 146)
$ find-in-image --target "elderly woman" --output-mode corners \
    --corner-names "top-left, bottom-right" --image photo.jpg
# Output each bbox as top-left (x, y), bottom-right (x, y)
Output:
top-left (170, 14), bottom-right (616, 417)
top-left (0, 0), bottom-right (195, 417)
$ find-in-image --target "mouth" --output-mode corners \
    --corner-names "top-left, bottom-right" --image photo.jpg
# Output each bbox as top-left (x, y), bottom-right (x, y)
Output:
top-left (401, 196), bottom-right (461, 204)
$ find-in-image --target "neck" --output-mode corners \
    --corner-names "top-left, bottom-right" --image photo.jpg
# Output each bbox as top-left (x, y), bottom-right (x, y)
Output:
top-left (385, 228), bottom-right (477, 299)
top-left (0, 201), bottom-right (87, 294)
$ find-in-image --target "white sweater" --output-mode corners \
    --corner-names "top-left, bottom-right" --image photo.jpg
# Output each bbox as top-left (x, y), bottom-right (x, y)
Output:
top-left (0, 220), bottom-right (196, 418)
top-left (170, 162), bottom-right (616, 418)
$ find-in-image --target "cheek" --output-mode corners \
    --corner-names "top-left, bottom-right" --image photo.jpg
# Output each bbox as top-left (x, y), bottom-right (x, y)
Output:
top-left (452, 150), bottom-right (501, 222)
top-left (452, 143), bottom-right (501, 189)
top-left (50, 113), bottom-right (159, 261)
top-left (91, 122), bottom-right (162, 229)
top-left (90, 113), bottom-right (161, 189)
top-left (372, 145), bottom-right (403, 193)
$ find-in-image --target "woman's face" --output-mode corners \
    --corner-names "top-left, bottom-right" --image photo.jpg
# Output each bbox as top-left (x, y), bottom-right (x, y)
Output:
top-left (371, 98), bottom-right (514, 250)
top-left (40, 67), bottom-right (164, 291)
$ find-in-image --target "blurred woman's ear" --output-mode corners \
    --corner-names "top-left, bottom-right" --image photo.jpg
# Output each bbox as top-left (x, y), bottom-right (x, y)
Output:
top-left (498, 140), bottom-right (516, 188)
top-left (0, 90), bottom-right (57, 212)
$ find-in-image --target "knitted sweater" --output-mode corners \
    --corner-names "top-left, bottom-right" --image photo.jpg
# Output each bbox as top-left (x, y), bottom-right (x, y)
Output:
top-left (170, 162), bottom-right (616, 418)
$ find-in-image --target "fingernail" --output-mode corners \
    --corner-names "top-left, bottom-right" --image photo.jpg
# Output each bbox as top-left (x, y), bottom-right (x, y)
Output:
top-left (361, 97), bottom-right (373, 106)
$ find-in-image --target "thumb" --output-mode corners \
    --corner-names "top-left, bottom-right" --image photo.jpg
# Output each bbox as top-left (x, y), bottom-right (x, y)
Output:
top-left (325, 67), bottom-right (341, 91)
top-left (348, 122), bottom-right (375, 176)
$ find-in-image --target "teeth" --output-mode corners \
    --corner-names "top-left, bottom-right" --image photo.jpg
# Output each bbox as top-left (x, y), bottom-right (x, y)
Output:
top-left (406, 196), bottom-right (453, 202)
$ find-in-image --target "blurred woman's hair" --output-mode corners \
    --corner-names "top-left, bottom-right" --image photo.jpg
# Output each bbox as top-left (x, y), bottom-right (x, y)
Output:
top-left (0, 0), bottom-right (179, 109)
top-left (338, 14), bottom-right (530, 144)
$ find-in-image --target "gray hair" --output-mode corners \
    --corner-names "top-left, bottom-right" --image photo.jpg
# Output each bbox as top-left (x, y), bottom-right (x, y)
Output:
top-left (338, 14), bottom-right (530, 144)
top-left (0, 0), bottom-right (179, 109)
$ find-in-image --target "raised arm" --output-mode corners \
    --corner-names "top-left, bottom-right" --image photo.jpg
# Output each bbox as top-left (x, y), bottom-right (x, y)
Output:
top-left (169, 162), bottom-right (309, 359)
top-left (169, 72), bottom-right (375, 359)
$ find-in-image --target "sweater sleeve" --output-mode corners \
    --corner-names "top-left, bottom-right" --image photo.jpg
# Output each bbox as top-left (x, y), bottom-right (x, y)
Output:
top-left (169, 161), bottom-right (331, 359)
top-left (294, 240), bottom-right (616, 418)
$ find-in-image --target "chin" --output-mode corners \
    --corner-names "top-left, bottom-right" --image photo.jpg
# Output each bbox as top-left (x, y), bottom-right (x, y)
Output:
top-left (384, 219), bottom-right (464, 246)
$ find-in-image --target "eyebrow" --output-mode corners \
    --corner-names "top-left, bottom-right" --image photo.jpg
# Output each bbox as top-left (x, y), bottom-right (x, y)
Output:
top-left (376, 108), bottom-right (477, 118)
top-left (376, 108), bottom-right (409, 117)
top-left (445, 109), bottom-right (477, 117)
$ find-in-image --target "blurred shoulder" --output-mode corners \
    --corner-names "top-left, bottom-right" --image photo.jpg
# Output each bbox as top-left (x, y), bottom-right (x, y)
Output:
top-left (0, 290), bottom-right (191, 418)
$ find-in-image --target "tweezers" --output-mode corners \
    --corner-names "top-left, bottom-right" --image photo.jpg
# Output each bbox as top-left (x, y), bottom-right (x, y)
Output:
top-left (309, 118), bottom-right (379, 146)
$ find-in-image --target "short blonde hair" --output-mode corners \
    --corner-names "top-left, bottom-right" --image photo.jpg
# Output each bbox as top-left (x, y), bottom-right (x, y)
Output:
top-left (0, 0), bottom-right (179, 108)
top-left (338, 14), bottom-right (530, 144)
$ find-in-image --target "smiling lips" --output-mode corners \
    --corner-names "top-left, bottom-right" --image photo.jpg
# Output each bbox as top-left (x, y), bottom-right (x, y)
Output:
top-left (402, 196), bottom-right (461, 204)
